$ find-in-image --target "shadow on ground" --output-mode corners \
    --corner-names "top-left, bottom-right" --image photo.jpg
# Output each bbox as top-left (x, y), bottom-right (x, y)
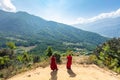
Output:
top-left (50, 71), bottom-right (58, 80)
top-left (67, 69), bottom-right (76, 77)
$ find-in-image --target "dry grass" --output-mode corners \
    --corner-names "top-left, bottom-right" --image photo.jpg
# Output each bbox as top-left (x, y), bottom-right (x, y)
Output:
top-left (61, 55), bottom-right (94, 65)
top-left (32, 59), bottom-right (50, 68)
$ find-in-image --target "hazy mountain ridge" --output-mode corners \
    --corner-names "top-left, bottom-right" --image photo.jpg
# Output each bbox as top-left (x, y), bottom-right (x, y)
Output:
top-left (74, 17), bottom-right (120, 37)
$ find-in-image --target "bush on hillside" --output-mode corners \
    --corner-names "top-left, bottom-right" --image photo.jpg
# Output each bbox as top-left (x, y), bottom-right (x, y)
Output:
top-left (94, 38), bottom-right (120, 73)
top-left (54, 52), bottom-right (61, 64)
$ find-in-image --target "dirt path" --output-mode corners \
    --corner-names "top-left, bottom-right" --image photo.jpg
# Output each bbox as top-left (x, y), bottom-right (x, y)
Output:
top-left (7, 64), bottom-right (120, 80)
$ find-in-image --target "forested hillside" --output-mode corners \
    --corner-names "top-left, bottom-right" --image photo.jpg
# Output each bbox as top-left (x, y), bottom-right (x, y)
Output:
top-left (0, 10), bottom-right (108, 54)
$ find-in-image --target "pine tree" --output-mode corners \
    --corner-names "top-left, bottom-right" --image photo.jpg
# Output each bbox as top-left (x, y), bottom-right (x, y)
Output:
top-left (46, 46), bottom-right (53, 57)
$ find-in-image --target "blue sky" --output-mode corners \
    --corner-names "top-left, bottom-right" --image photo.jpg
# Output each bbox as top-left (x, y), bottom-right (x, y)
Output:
top-left (0, 0), bottom-right (120, 24)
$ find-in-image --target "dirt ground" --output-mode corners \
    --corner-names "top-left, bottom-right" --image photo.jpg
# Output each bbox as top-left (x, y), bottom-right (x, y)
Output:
top-left (7, 64), bottom-right (120, 80)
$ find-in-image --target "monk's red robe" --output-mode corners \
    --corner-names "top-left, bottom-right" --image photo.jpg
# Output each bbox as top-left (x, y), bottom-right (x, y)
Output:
top-left (50, 56), bottom-right (58, 70)
top-left (67, 55), bottom-right (72, 69)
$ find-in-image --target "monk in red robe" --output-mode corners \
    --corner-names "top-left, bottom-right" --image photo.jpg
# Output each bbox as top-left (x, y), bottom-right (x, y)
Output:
top-left (66, 54), bottom-right (72, 69)
top-left (50, 55), bottom-right (58, 71)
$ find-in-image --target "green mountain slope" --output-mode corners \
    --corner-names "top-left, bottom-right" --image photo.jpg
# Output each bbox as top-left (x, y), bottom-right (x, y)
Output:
top-left (0, 10), bottom-right (108, 54)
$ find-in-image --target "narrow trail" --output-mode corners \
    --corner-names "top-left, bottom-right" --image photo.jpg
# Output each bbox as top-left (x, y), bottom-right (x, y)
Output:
top-left (7, 64), bottom-right (120, 80)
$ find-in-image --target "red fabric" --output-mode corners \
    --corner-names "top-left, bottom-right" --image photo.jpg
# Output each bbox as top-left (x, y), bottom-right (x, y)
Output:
top-left (67, 55), bottom-right (72, 69)
top-left (50, 56), bottom-right (58, 70)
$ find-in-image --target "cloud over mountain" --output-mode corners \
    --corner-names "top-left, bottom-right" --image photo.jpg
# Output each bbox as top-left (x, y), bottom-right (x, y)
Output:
top-left (74, 8), bottom-right (120, 24)
top-left (0, 0), bottom-right (16, 12)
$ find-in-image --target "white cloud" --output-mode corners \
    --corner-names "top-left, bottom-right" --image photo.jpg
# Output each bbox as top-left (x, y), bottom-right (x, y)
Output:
top-left (74, 8), bottom-right (120, 24)
top-left (0, 0), bottom-right (16, 12)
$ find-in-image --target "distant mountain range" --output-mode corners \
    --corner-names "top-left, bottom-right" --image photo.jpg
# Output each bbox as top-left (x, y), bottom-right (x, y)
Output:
top-left (74, 17), bottom-right (120, 38)
top-left (0, 10), bottom-right (107, 53)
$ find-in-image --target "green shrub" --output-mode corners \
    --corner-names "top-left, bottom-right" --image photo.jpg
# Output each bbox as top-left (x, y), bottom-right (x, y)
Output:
top-left (33, 56), bottom-right (40, 63)
top-left (0, 73), bottom-right (3, 78)
top-left (54, 53), bottom-right (61, 64)
top-left (88, 55), bottom-right (97, 64)
top-left (94, 38), bottom-right (120, 73)
top-left (46, 46), bottom-right (53, 57)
